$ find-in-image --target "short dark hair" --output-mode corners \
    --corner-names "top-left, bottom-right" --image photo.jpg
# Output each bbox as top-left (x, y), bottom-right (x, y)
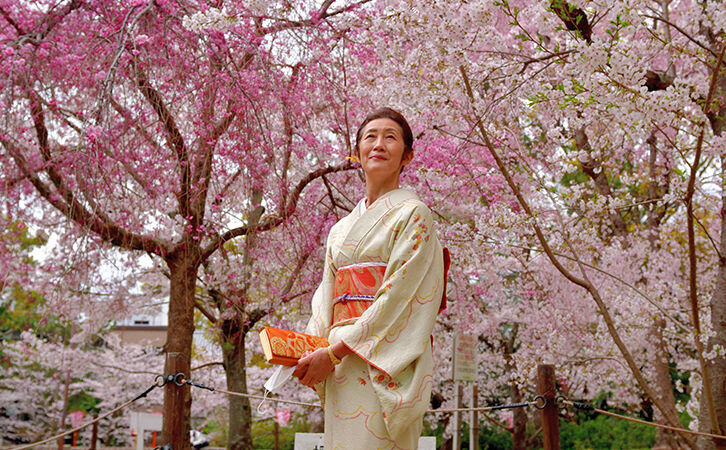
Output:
top-left (354, 107), bottom-right (414, 157)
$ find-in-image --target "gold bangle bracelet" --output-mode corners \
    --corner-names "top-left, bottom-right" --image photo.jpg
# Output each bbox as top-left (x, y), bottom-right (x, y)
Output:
top-left (327, 346), bottom-right (342, 365)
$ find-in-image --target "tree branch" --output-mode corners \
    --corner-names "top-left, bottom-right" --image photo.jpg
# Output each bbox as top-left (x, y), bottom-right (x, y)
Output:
top-left (133, 64), bottom-right (192, 219)
top-left (574, 127), bottom-right (628, 237)
top-left (642, 14), bottom-right (718, 58)
top-left (260, 0), bottom-right (373, 35)
top-left (93, 2), bottom-right (154, 123)
top-left (36, 0), bottom-right (83, 41)
top-left (191, 105), bottom-right (236, 217)
top-left (0, 6), bottom-right (23, 35)
top-left (191, 361), bottom-right (223, 372)
top-left (9, 0), bottom-right (83, 46)
top-left (242, 307), bottom-right (269, 334)
top-left (200, 161), bottom-right (353, 260)
top-left (25, 87), bottom-right (156, 249)
top-left (519, 51), bottom-right (574, 74)
top-left (279, 89), bottom-right (297, 209)
top-left (89, 361), bottom-right (159, 376)
top-left (194, 298), bottom-right (218, 324)
top-left (684, 42), bottom-right (726, 438)
top-left (550, 0), bottom-right (592, 44)
top-left (322, 175), bottom-right (352, 212)
top-left (237, 188), bottom-right (265, 302)
top-left (500, 239), bottom-right (691, 333)
top-left (105, 97), bottom-right (166, 198)
top-left (1, 134), bottom-right (169, 257)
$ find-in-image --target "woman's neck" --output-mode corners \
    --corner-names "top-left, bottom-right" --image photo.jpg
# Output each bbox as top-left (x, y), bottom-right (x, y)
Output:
top-left (365, 178), bottom-right (400, 208)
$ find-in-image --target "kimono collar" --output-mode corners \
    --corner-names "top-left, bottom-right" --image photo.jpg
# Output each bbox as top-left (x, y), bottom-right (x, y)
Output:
top-left (356, 188), bottom-right (419, 218)
top-left (335, 188), bottom-right (420, 263)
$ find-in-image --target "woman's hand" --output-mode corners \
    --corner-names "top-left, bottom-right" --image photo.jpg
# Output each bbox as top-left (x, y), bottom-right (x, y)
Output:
top-left (292, 347), bottom-right (336, 388)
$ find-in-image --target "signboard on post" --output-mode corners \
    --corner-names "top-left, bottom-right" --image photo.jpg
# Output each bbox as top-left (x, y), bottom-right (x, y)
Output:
top-left (452, 330), bottom-right (478, 450)
top-left (68, 411), bottom-right (85, 428)
top-left (453, 331), bottom-right (477, 382)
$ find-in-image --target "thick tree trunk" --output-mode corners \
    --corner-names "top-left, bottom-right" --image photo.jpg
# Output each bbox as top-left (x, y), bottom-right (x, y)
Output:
top-left (510, 382), bottom-right (527, 450)
top-left (222, 327), bottom-right (253, 450)
top-left (162, 253), bottom-right (199, 450)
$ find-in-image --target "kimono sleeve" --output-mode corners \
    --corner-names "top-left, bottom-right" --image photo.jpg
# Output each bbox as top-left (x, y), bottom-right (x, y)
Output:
top-left (335, 202), bottom-right (444, 379)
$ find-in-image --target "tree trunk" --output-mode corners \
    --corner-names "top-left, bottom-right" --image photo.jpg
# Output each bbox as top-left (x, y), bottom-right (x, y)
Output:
top-left (220, 189), bottom-right (262, 450)
top-left (697, 153), bottom-right (726, 449)
top-left (502, 324), bottom-right (526, 449)
top-left (510, 382), bottom-right (527, 450)
top-left (697, 51), bottom-right (726, 449)
top-left (222, 326), bottom-right (253, 450)
top-left (162, 253), bottom-right (199, 450)
top-left (649, 318), bottom-right (686, 449)
top-left (697, 180), bottom-right (726, 449)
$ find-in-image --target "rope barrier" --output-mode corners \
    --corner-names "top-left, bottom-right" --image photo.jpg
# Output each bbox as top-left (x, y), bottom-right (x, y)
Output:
top-left (10, 379), bottom-right (163, 450)
top-left (172, 373), bottom-right (323, 409)
top-left (218, 387), bottom-right (323, 409)
top-left (183, 373), bottom-right (726, 443)
top-left (428, 397), bottom-right (546, 414)
top-left (180, 374), bottom-right (547, 413)
top-left (562, 399), bottom-right (726, 441)
top-left (22, 371), bottom-right (725, 450)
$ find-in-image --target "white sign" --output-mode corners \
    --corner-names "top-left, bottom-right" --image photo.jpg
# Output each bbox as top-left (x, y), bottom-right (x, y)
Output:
top-left (294, 434), bottom-right (435, 449)
top-left (453, 331), bottom-right (478, 381)
top-left (419, 436), bottom-right (436, 449)
top-left (129, 411), bottom-right (163, 432)
top-left (129, 411), bottom-right (162, 450)
top-left (294, 433), bottom-right (324, 450)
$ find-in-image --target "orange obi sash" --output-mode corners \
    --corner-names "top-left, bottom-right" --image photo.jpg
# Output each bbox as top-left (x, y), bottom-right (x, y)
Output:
top-left (331, 249), bottom-right (451, 327)
top-left (332, 263), bottom-right (387, 326)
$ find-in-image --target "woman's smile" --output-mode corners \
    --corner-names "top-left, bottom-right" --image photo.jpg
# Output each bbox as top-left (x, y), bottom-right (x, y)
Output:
top-left (357, 118), bottom-right (411, 181)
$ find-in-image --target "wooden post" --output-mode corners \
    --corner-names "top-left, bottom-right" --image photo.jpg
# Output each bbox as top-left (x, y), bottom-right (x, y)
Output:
top-left (162, 352), bottom-right (189, 450)
top-left (470, 384), bottom-right (479, 450)
top-left (537, 365), bottom-right (560, 450)
top-left (453, 383), bottom-right (463, 449)
top-left (90, 414), bottom-right (98, 450)
top-left (274, 420), bottom-right (279, 450)
top-left (58, 368), bottom-right (71, 450)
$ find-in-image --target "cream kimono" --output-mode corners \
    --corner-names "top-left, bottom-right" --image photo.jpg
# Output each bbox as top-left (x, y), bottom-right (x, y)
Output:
top-left (305, 188), bottom-right (445, 450)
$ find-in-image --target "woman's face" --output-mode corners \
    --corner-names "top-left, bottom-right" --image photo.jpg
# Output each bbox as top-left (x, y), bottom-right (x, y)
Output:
top-left (356, 118), bottom-right (413, 182)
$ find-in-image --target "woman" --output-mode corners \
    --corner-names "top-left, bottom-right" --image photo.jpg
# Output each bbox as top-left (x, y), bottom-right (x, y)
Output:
top-left (292, 107), bottom-right (445, 449)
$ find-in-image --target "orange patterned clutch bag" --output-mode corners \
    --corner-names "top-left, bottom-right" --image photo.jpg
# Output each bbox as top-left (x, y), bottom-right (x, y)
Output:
top-left (259, 326), bottom-right (329, 366)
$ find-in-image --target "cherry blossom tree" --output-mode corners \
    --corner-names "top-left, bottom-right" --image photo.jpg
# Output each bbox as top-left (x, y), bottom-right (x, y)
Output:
top-left (4, 1), bottom-right (726, 448)
top-left (0, 331), bottom-right (166, 446)
top-left (0, 0), bottom-right (378, 446)
top-left (351, 0), bottom-right (725, 447)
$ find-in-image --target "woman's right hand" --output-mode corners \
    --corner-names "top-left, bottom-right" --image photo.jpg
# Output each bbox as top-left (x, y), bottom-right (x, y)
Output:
top-left (292, 348), bottom-right (335, 387)
top-left (291, 351), bottom-right (312, 382)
